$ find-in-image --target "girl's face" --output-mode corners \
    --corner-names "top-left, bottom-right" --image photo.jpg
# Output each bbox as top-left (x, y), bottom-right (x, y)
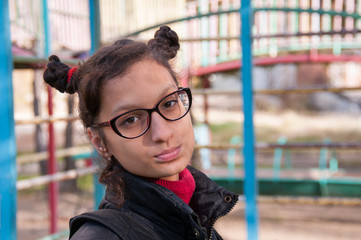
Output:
top-left (90, 59), bottom-right (194, 181)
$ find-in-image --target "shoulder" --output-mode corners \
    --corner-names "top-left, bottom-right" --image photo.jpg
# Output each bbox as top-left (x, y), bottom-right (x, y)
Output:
top-left (70, 221), bottom-right (120, 240)
top-left (69, 208), bottom-right (164, 240)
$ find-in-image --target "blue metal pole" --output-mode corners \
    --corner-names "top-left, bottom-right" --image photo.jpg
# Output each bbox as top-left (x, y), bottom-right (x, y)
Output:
top-left (92, 150), bottom-right (105, 209)
top-left (0, 1), bottom-right (17, 239)
top-left (240, 1), bottom-right (259, 240)
top-left (89, 0), bottom-right (101, 54)
top-left (42, 0), bottom-right (51, 57)
top-left (88, 0), bottom-right (105, 209)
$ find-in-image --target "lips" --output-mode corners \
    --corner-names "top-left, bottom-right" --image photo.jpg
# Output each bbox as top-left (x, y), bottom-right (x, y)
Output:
top-left (155, 146), bottom-right (181, 162)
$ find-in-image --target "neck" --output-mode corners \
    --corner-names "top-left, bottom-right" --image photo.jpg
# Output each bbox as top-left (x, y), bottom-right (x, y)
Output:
top-left (159, 174), bottom-right (179, 181)
top-left (148, 167), bottom-right (196, 204)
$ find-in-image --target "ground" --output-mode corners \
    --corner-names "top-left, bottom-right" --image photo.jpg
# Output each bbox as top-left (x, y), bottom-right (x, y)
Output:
top-left (215, 199), bottom-right (361, 240)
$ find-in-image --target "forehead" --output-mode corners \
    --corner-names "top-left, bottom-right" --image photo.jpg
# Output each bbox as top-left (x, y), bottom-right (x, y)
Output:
top-left (100, 59), bottom-right (178, 117)
top-left (107, 59), bottom-right (176, 91)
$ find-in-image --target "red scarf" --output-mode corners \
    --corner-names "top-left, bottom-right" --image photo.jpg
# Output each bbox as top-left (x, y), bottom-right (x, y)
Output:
top-left (149, 168), bottom-right (195, 204)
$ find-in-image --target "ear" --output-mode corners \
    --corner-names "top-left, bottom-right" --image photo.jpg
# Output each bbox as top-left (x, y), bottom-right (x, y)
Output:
top-left (87, 127), bottom-right (109, 157)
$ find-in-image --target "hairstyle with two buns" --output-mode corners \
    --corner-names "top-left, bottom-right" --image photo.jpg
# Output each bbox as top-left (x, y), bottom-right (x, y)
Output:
top-left (43, 26), bottom-right (181, 205)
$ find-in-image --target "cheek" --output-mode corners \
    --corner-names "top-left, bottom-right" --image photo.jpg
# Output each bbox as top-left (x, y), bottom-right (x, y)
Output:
top-left (105, 133), bottom-right (138, 159)
top-left (180, 117), bottom-right (195, 144)
top-left (107, 138), bottom-right (146, 170)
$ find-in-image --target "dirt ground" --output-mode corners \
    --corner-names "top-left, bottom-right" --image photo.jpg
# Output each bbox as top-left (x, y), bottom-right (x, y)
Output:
top-left (17, 191), bottom-right (361, 240)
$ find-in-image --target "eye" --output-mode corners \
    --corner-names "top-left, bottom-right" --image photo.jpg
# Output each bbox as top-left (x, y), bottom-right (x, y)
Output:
top-left (161, 93), bottom-right (180, 110)
top-left (116, 112), bottom-right (145, 129)
top-left (162, 99), bottom-right (178, 109)
top-left (122, 116), bottom-right (138, 125)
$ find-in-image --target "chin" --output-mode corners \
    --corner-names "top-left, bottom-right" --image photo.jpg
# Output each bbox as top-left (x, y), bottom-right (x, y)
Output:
top-left (159, 161), bottom-right (188, 178)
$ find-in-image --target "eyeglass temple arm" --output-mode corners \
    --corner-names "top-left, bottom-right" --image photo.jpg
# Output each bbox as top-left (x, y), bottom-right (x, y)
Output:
top-left (92, 122), bottom-right (111, 128)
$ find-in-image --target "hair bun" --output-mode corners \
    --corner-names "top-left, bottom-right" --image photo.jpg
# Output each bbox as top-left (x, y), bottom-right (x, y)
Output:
top-left (43, 55), bottom-right (78, 94)
top-left (148, 26), bottom-right (180, 59)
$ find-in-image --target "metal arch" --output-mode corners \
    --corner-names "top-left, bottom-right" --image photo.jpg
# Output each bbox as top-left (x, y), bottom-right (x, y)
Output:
top-left (125, 7), bottom-right (361, 37)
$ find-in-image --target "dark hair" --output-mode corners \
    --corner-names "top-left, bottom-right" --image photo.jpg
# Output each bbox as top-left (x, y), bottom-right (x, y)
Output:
top-left (43, 26), bottom-right (180, 205)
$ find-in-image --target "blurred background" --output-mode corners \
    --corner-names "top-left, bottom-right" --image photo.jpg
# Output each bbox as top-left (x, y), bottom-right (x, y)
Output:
top-left (3, 0), bottom-right (361, 239)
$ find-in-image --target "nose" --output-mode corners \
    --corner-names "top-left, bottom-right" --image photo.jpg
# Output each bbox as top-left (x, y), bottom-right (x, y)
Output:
top-left (149, 111), bottom-right (173, 142)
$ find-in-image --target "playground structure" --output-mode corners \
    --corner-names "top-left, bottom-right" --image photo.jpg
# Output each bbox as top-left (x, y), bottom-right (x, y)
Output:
top-left (2, 0), bottom-right (361, 239)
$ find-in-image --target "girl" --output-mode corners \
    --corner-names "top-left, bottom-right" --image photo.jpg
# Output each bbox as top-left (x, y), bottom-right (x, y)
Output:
top-left (43, 26), bottom-right (238, 240)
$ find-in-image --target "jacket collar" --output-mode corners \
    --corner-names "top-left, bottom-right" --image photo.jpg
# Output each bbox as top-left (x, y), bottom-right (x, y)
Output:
top-left (99, 165), bottom-right (238, 232)
top-left (188, 166), bottom-right (239, 228)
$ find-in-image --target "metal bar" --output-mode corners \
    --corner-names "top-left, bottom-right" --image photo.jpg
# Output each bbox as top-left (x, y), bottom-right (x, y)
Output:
top-left (203, 93), bottom-right (209, 124)
top-left (180, 28), bottom-right (361, 42)
top-left (241, 2), bottom-right (259, 240)
top-left (17, 145), bottom-right (92, 165)
top-left (255, 7), bottom-right (361, 19)
top-left (42, 0), bottom-right (58, 233)
top-left (89, 0), bottom-right (104, 210)
top-left (273, 137), bottom-right (288, 180)
top-left (43, 0), bottom-right (51, 57)
top-left (258, 196), bottom-right (361, 206)
top-left (13, 56), bottom-right (78, 67)
top-left (89, 0), bottom-right (101, 54)
top-left (15, 114), bottom-right (79, 125)
top-left (191, 55), bottom-right (361, 76)
top-left (0, 1), bottom-right (17, 239)
top-left (199, 0), bottom-right (210, 66)
top-left (259, 142), bottom-right (361, 150)
top-left (36, 230), bottom-right (69, 240)
top-left (91, 150), bottom-right (105, 210)
top-left (49, 9), bottom-right (88, 18)
top-left (214, 177), bottom-right (361, 197)
top-left (254, 86), bottom-right (361, 94)
top-left (194, 142), bottom-right (361, 150)
top-left (192, 86), bottom-right (361, 95)
top-left (180, 36), bottom-right (239, 42)
top-left (253, 28), bottom-right (361, 39)
top-left (17, 167), bottom-right (96, 190)
top-left (47, 87), bottom-right (58, 234)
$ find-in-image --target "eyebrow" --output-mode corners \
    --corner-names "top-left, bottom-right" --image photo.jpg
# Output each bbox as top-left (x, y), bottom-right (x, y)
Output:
top-left (110, 84), bottom-right (178, 118)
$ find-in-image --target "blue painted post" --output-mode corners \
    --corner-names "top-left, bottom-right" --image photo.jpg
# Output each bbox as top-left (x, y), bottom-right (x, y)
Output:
top-left (240, 1), bottom-right (259, 240)
top-left (273, 136), bottom-right (287, 180)
top-left (42, 0), bottom-right (51, 56)
top-left (89, 0), bottom-right (101, 54)
top-left (319, 138), bottom-right (331, 196)
top-left (89, 0), bottom-right (105, 209)
top-left (92, 151), bottom-right (105, 209)
top-left (227, 135), bottom-right (242, 179)
top-left (0, 1), bottom-right (17, 239)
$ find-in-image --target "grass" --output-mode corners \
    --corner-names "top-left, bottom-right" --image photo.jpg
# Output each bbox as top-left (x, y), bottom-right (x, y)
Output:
top-left (77, 174), bottom-right (94, 192)
top-left (206, 111), bottom-right (361, 144)
top-left (209, 122), bottom-right (242, 143)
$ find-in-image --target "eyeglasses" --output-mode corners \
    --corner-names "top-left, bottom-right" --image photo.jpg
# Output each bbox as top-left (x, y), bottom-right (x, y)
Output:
top-left (92, 87), bottom-right (192, 139)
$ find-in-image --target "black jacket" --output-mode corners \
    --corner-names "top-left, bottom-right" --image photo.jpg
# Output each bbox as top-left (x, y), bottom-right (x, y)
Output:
top-left (69, 166), bottom-right (239, 240)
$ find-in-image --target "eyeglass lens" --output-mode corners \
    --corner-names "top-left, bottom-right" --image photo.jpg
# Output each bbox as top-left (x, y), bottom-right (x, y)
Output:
top-left (114, 90), bottom-right (190, 138)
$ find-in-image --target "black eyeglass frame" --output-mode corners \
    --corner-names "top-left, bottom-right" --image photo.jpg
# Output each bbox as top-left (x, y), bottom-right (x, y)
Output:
top-left (92, 87), bottom-right (192, 139)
